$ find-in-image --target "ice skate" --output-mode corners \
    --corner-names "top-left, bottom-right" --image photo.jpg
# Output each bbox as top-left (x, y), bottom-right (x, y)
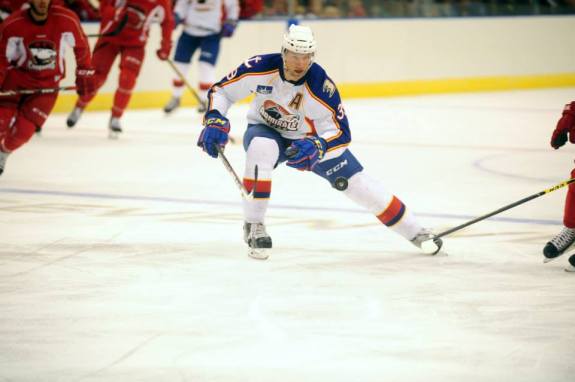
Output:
top-left (565, 254), bottom-right (575, 272)
top-left (543, 227), bottom-right (575, 263)
top-left (0, 150), bottom-right (9, 176)
top-left (108, 117), bottom-right (123, 140)
top-left (66, 106), bottom-right (83, 128)
top-left (411, 229), bottom-right (443, 255)
top-left (163, 96), bottom-right (180, 114)
top-left (244, 222), bottom-right (272, 260)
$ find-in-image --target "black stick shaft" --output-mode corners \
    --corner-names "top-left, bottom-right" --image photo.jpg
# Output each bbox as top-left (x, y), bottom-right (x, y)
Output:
top-left (87, 14), bottom-right (128, 38)
top-left (436, 178), bottom-right (575, 239)
top-left (166, 59), bottom-right (205, 107)
top-left (0, 86), bottom-right (76, 96)
top-left (215, 146), bottom-right (251, 200)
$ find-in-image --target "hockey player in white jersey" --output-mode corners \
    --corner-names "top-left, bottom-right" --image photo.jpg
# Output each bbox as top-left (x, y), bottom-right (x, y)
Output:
top-left (164, 0), bottom-right (239, 114)
top-left (197, 25), bottom-right (443, 260)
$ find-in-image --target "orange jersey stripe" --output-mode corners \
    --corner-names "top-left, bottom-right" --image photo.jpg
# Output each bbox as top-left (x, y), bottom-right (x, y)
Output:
top-left (304, 82), bottom-right (343, 149)
top-left (220, 69), bottom-right (279, 88)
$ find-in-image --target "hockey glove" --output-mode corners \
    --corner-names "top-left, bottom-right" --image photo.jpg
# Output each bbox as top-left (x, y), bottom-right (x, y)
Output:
top-left (75, 68), bottom-right (97, 96)
top-left (285, 136), bottom-right (327, 171)
top-left (156, 41), bottom-right (172, 61)
top-left (197, 110), bottom-right (230, 158)
top-left (551, 101), bottom-right (575, 149)
top-left (221, 20), bottom-right (237, 38)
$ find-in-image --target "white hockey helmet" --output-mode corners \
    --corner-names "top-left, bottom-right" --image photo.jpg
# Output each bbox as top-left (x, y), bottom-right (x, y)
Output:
top-left (282, 25), bottom-right (316, 55)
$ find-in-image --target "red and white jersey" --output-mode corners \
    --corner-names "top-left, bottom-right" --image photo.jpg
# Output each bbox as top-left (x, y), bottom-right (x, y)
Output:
top-left (99, 0), bottom-right (173, 47)
top-left (174, 0), bottom-right (239, 36)
top-left (0, 5), bottom-right (91, 88)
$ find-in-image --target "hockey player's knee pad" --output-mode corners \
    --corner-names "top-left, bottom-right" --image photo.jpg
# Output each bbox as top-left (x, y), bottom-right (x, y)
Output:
top-left (20, 94), bottom-right (56, 128)
top-left (313, 149), bottom-right (363, 187)
top-left (0, 107), bottom-right (17, 137)
top-left (119, 52), bottom-right (144, 90)
top-left (246, 137), bottom-right (280, 172)
top-left (4, 116), bottom-right (36, 151)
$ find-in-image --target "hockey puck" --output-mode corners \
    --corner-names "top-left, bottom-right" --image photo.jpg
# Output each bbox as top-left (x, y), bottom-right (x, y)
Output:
top-left (333, 177), bottom-right (348, 191)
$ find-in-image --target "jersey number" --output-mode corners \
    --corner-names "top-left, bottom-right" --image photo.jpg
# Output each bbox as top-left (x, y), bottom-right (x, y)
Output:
top-left (337, 103), bottom-right (346, 120)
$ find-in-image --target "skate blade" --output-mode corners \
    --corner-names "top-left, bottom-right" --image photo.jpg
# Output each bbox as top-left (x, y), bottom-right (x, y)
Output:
top-left (108, 130), bottom-right (121, 140)
top-left (420, 238), bottom-right (443, 255)
top-left (543, 254), bottom-right (564, 263)
top-left (248, 247), bottom-right (269, 260)
top-left (564, 266), bottom-right (575, 273)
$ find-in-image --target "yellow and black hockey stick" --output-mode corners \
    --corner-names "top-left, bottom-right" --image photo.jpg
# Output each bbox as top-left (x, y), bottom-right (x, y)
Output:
top-left (166, 58), bottom-right (207, 111)
top-left (215, 145), bottom-right (255, 200)
top-left (86, 14), bottom-right (128, 38)
top-left (436, 178), bottom-right (575, 239)
top-left (0, 85), bottom-right (76, 97)
top-left (167, 58), bottom-right (237, 144)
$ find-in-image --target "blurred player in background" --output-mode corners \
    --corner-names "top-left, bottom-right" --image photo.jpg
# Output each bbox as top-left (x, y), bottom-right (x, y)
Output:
top-left (0, 0), bottom-right (99, 22)
top-left (196, 25), bottom-right (443, 260)
top-left (66, 0), bottom-right (173, 138)
top-left (239, 0), bottom-right (263, 19)
top-left (163, 0), bottom-right (239, 114)
top-left (544, 100), bottom-right (575, 272)
top-left (0, 0), bottom-right (95, 176)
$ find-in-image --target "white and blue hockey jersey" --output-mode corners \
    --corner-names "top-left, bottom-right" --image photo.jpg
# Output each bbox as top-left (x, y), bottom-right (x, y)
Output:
top-left (174, 0), bottom-right (239, 37)
top-left (208, 53), bottom-right (351, 153)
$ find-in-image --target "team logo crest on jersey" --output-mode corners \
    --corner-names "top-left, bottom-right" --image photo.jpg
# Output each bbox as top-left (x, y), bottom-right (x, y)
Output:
top-left (322, 79), bottom-right (336, 98)
top-left (256, 85), bottom-right (273, 94)
top-left (28, 40), bottom-right (56, 71)
top-left (126, 5), bottom-right (146, 30)
top-left (259, 100), bottom-right (301, 132)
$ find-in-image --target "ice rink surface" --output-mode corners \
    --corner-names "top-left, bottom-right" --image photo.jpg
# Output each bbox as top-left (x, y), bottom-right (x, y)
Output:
top-left (1, 88), bottom-right (574, 381)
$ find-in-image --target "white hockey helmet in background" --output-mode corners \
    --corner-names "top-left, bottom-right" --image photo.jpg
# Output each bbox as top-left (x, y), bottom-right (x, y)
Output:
top-left (282, 25), bottom-right (316, 55)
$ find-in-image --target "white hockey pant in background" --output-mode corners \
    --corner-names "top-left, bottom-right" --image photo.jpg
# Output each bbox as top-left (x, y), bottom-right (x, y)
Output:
top-left (198, 61), bottom-right (216, 104)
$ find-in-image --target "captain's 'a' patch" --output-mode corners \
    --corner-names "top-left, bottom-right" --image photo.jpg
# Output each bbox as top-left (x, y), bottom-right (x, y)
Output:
top-left (322, 79), bottom-right (336, 97)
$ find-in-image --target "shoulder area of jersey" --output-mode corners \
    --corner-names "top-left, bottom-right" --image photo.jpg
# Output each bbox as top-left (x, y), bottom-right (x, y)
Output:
top-left (50, 4), bottom-right (79, 16)
top-left (305, 64), bottom-right (337, 97)
top-left (242, 53), bottom-right (283, 71)
top-left (0, 7), bottom-right (27, 25)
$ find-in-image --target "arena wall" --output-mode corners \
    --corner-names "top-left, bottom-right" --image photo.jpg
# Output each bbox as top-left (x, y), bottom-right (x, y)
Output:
top-left (54, 16), bottom-right (575, 112)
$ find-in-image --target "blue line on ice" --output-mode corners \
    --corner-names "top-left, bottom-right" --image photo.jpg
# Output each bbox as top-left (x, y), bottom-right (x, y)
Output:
top-left (0, 187), bottom-right (561, 226)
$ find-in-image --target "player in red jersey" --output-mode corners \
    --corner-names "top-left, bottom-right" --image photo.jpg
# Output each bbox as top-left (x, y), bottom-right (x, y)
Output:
top-left (1, 0), bottom-right (99, 22)
top-left (66, 0), bottom-right (174, 139)
top-left (0, 0), bottom-right (95, 176)
top-left (544, 101), bottom-right (575, 271)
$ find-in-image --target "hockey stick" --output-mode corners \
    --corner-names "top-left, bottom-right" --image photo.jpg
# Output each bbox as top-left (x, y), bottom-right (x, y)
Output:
top-left (436, 178), bottom-right (575, 239)
top-left (86, 14), bottom-right (128, 38)
top-left (168, 58), bottom-right (237, 144)
top-left (215, 145), bottom-right (256, 200)
top-left (0, 85), bottom-right (76, 97)
top-left (166, 58), bottom-right (207, 111)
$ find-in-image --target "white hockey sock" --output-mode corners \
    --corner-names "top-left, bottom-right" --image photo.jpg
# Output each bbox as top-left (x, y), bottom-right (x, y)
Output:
top-left (343, 172), bottom-right (423, 241)
top-left (242, 137), bottom-right (278, 223)
top-left (198, 61), bottom-right (216, 104)
top-left (171, 62), bottom-right (190, 98)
